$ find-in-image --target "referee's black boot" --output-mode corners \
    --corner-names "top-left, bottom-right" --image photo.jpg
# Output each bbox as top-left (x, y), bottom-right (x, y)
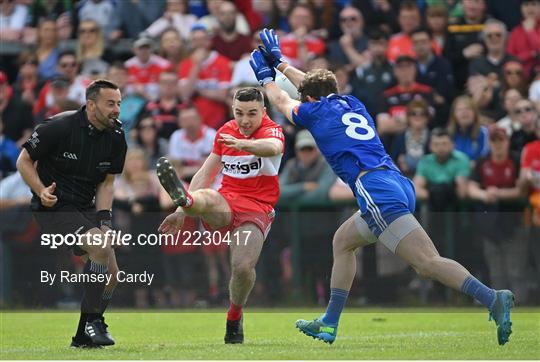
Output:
top-left (70, 335), bottom-right (102, 349)
top-left (224, 317), bottom-right (244, 344)
top-left (85, 318), bottom-right (115, 346)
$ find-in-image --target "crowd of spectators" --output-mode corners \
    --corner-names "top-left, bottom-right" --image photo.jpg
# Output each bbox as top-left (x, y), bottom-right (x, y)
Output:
top-left (1, 0), bottom-right (540, 308)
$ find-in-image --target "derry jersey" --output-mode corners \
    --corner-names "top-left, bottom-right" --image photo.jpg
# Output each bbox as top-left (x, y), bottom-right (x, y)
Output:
top-left (212, 114), bottom-right (284, 206)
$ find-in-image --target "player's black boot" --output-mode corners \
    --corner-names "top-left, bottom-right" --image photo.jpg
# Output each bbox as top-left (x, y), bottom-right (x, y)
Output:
top-left (224, 317), bottom-right (244, 344)
top-left (156, 157), bottom-right (192, 207)
top-left (70, 335), bottom-right (103, 349)
top-left (85, 318), bottom-right (115, 346)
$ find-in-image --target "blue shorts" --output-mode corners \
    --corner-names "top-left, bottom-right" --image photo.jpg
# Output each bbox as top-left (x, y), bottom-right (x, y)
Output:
top-left (354, 169), bottom-right (416, 237)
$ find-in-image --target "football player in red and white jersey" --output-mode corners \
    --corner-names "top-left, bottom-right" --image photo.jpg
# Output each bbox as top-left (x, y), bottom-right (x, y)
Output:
top-left (158, 87), bottom-right (284, 344)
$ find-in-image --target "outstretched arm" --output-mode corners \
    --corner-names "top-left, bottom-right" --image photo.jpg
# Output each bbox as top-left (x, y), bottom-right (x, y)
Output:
top-left (218, 134), bottom-right (283, 157)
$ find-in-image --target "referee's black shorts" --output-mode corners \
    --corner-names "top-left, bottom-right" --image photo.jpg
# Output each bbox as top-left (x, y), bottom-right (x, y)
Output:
top-left (32, 203), bottom-right (97, 256)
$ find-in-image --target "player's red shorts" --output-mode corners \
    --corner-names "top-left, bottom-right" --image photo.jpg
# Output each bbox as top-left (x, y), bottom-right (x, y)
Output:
top-left (201, 190), bottom-right (275, 254)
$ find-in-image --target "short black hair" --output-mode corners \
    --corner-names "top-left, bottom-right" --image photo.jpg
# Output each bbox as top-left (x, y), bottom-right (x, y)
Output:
top-left (233, 87), bottom-right (264, 105)
top-left (431, 127), bottom-right (451, 139)
top-left (58, 49), bottom-right (77, 61)
top-left (368, 29), bottom-right (388, 41)
top-left (411, 27), bottom-right (432, 38)
top-left (86, 79), bottom-right (119, 101)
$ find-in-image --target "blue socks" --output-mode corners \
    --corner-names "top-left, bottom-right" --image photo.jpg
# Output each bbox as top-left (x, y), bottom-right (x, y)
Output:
top-left (321, 288), bottom-right (349, 325)
top-left (461, 276), bottom-right (496, 309)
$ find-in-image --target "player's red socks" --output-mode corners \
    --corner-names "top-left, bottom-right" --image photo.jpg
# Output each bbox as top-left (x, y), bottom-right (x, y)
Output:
top-left (227, 302), bottom-right (243, 321)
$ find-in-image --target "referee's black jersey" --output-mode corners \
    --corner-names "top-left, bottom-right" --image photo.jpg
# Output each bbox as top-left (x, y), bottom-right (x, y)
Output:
top-left (22, 106), bottom-right (127, 209)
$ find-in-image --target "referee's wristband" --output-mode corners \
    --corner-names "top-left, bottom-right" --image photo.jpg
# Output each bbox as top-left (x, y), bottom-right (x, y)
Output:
top-left (97, 209), bottom-right (113, 228)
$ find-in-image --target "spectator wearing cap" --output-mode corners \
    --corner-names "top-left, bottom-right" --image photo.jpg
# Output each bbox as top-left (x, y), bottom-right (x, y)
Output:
top-left (377, 55), bottom-right (435, 140)
top-left (411, 27), bottom-right (455, 107)
top-left (0, 71), bottom-right (34, 147)
top-left (350, 30), bottom-right (394, 116)
top-left (0, 0), bottom-right (28, 41)
top-left (507, 0), bottom-right (540, 78)
top-left (326, 6), bottom-right (369, 71)
top-left (211, 1), bottom-right (252, 62)
top-left (33, 50), bottom-right (89, 117)
top-left (125, 36), bottom-right (172, 101)
top-left (144, 0), bottom-right (197, 40)
top-left (387, 1), bottom-right (441, 63)
top-left (278, 129), bottom-right (337, 304)
top-left (510, 98), bottom-right (540, 153)
top-left (448, 95), bottom-right (490, 165)
top-left (468, 125), bottom-right (527, 302)
top-left (444, 0), bottom-right (488, 91)
top-left (178, 24), bottom-right (232, 130)
top-left (34, 75), bottom-right (71, 121)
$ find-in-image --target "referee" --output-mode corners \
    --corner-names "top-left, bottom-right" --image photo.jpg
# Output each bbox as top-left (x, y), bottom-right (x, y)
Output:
top-left (16, 80), bottom-right (127, 348)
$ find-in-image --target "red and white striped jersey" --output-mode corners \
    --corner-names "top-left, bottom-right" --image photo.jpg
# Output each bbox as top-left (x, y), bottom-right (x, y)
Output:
top-left (212, 114), bottom-right (284, 206)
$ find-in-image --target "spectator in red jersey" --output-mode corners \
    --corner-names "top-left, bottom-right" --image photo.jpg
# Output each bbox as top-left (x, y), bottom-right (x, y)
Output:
top-left (279, 3), bottom-right (326, 70)
top-left (138, 71), bottom-right (183, 140)
top-left (178, 24), bottom-right (232, 130)
top-left (168, 105), bottom-right (217, 183)
top-left (387, 1), bottom-right (441, 63)
top-left (33, 50), bottom-right (89, 118)
top-left (377, 55), bottom-right (435, 137)
top-left (159, 28), bottom-right (188, 73)
top-left (507, 0), bottom-right (540, 78)
top-left (520, 114), bottom-right (540, 278)
top-left (125, 36), bottom-right (172, 101)
top-left (468, 125), bottom-right (527, 303)
top-left (211, 1), bottom-right (252, 62)
top-left (144, 0), bottom-right (197, 41)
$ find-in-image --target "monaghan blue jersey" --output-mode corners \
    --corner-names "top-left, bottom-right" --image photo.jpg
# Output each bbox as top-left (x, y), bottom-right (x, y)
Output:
top-left (291, 94), bottom-right (399, 190)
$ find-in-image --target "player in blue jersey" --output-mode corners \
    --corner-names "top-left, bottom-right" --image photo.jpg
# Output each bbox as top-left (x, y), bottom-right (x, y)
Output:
top-left (249, 28), bottom-right (514, 346)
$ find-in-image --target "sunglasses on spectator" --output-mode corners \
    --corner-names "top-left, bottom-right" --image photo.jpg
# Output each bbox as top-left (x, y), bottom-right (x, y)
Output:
top-left (514, 107), bottom-right (534, 115)
top-left (298, 146), bottom-right (315, 152)
top-left (486, 32), bottom-right (503, 39)
top-left (505, 69), bottom-right (522, 76)
top-left (340, 16), bottom-right (359, 23)
top-left (79, 27), bottom-right (98, 34)
top-left (139, 124), bottom-right (156, 130)
top-left (407, 110), bottom-right (427, 117)
top-left (59, 62), bottom-right (77, 68)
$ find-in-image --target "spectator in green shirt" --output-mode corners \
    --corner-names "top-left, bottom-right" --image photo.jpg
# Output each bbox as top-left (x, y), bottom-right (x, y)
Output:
top-left (414, 128), bottom-right (470, 211)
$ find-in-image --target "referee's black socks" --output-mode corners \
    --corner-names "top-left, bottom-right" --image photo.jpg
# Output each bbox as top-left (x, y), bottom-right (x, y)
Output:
top-left (74, 259), bottom-right (109, 340)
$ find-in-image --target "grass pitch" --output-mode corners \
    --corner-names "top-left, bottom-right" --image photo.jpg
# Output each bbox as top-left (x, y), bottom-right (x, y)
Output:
top-left (1, 308), bottom-right (539, 360)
